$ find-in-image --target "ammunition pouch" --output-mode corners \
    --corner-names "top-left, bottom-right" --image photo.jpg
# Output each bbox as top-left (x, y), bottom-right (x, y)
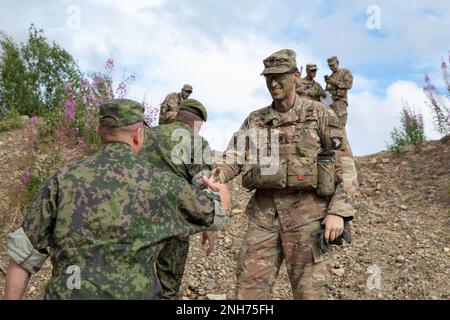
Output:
top-left (242, 159), bottom-right (287, 190)
top-left (241, 158), bottom-right (318, 191)
top-left (317, 152), bottom-right (336, 196)
top-left (286, 158), bottom-right (318, 190)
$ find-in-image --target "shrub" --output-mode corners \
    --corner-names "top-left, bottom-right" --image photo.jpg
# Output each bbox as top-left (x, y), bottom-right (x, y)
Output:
top-left (0, 109), bottom-right (26, 132)
top-left (389, 103), bottom-right (426, 153)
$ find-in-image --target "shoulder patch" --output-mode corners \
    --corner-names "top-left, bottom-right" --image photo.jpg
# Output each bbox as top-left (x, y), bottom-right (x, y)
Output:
top-left (328, 116), bottom-right (343, 128)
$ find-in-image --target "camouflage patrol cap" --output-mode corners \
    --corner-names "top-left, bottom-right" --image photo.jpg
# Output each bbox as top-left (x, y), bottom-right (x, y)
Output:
top-left (99, 99), bottom-right (145, 128)
top-left (306, 64), bottom-right (318, 71)
top-left (327, 56), bottom-right (339, 65)
top-left (182, 84), bottom-right (193, 92)
top-left (179, 98), bottom-right (208, 122)
top-left (261, 49), bottom-right (298, 75)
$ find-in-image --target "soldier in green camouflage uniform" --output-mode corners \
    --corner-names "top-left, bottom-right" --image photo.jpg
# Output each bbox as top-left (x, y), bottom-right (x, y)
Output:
top-left (211, 50), bottom-right (358, 300)
top-left (296, 64), bottom-right (326, 102)
top-left (141, 98), bottom-right (215, 299)
top-left (324, 56), bottom-right (353, 126)
top-left (3, 99), bottom-right (229, 300)
top-left (159, 84), bottom-right (193, 125)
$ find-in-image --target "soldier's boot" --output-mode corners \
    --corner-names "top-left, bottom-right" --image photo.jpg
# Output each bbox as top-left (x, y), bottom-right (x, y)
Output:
top-left (281, 220), bottom-right (331, 300)
top-left (235, 220), bottom-right (284, 300)
top-left (329, 100), bottom-right (348, 127)
top-left (156, 236), bottom-right (190, 300)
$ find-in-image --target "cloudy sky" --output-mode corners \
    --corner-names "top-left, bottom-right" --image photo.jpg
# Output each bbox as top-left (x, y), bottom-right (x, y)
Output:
top-left (1, 0), bottom-right (449, 155)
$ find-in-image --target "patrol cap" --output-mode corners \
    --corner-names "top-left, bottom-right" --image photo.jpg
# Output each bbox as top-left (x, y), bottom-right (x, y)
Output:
top-left (99, 99), bottom-right (145, 128)
top-left (179, 98), bottom-right (208, 122)
top-left (182, 84), bottom-right (193, 92)
top-left (261, 49), bottom-right (298, 75)
top-left (306, 64), bottom-right (318, 71)
top-left (327, 56), bottom-right (339, 65)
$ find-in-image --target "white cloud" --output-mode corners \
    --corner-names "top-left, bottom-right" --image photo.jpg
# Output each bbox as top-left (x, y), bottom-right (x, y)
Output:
top-left (347, 80), bottom-right (443, 156)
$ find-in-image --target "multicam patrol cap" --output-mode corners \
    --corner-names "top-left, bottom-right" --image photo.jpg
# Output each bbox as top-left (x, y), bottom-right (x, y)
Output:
top-left (327, 56), bottom-right (339, 65)
top-left (261, 49), bottom-right (298, 75)
top-left (99, 99), bottom-right (145, 128)
top-left (306, 64), bottom-right (318, 71)
top-left (179, 98), bottom-right (208, 122)
top-left (182, 84), bottom-right (193, 92)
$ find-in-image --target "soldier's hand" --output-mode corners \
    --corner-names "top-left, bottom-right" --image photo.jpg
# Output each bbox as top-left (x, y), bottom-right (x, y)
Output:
top-left (209, 167), bottom-right (223, 183)
top-left (322, 214), bottom-right (344, 243)
top-left (202, 176), bottom-right (231, 211)
top-left (201, 231), bottom-right (215, 256)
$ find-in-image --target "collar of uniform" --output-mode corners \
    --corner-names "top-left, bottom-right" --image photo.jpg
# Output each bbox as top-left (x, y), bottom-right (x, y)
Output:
top-left (263, 95), bottom-right (302, 126)
top-left (173, 120), bottom-right (194, 133)
top-left (101, 141), bottom-right (135, 157)
top-left (302, 76), bottom-right (314, 82)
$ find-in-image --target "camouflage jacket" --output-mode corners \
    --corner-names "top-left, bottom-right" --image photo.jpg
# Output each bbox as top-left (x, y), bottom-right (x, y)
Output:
top-left (296, 77), bottom-right (326, 102)
top-left (215, 95), bottom-right (358, 231)
top-left (326, 68), bottom-right (353, 105)
top-left (142, 121), bottom-right (213, 186)
top-left (9, 142), bottom-right (218, 300)
top-left (159, 92), bottom-right (184, 125)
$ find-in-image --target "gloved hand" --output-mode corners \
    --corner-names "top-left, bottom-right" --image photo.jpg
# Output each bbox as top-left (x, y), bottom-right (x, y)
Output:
top-left (311, 222), bottom-right (352, 253)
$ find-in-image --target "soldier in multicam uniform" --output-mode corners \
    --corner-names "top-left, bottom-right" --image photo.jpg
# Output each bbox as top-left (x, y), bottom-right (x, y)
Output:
top-left (3, 99), bottom-right (230, 300)
top-left (211, 49), bottom-right (358, 300)
top-left (296, 64), bottom-right (327, 102)
top-left (324, 56), bottom-right (353, 126)
top-left (141, 98), bottom-right (217, 300)
top-left (159, 84), bottom-right (193, 125)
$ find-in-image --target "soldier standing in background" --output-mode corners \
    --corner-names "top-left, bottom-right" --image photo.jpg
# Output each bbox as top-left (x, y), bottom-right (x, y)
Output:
top-left (3, 99), bottom-right (230, 300)
top-left (141, 98), bottom-right (219, 300)
top-left (296, 64), bottom-right (326, 102)
top-left (324, 56), bottom-right (353, 126)
top-left (211, 49), bottom-right (358, 300)
top-left (159, 84), bottom-right (193, 125)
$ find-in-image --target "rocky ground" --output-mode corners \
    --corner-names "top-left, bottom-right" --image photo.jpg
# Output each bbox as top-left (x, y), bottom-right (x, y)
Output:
top-left (0, 126), bottom-right (449, 300)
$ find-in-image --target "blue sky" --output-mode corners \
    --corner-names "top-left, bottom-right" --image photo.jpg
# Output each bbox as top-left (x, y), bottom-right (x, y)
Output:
top-left (1, 0), bottom-right (449, 155)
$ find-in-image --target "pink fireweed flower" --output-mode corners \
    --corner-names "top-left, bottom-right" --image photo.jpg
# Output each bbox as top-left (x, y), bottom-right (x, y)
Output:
top-left (92, 74), bottom-right (103, 88)
top-left (29, 116), bottom-right (38, 126)
top-left (76, 137), bottom-right (86, 148)
top-left (106, 58), bottom-right (114, 70)
top-left (64, 83), bottom-right (73, 93)
top-left (64, 99), bottom-right (76, 121)
top-left (20, 169), bottom-right (30, 185)
top-left (71, 127), bottom-right (80, 135)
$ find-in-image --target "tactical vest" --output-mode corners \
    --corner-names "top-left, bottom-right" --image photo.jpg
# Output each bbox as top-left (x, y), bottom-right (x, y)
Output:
top-left (242, 106), bottom-right (338, 196)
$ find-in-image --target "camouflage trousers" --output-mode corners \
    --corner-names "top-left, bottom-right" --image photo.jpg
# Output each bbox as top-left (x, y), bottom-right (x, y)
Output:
top-left (156, 236), bottom-right (190, 300)
top-left (235, 217), bottom-right (331, 300)
top-left (329, 100), bottom-right (348, 126)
